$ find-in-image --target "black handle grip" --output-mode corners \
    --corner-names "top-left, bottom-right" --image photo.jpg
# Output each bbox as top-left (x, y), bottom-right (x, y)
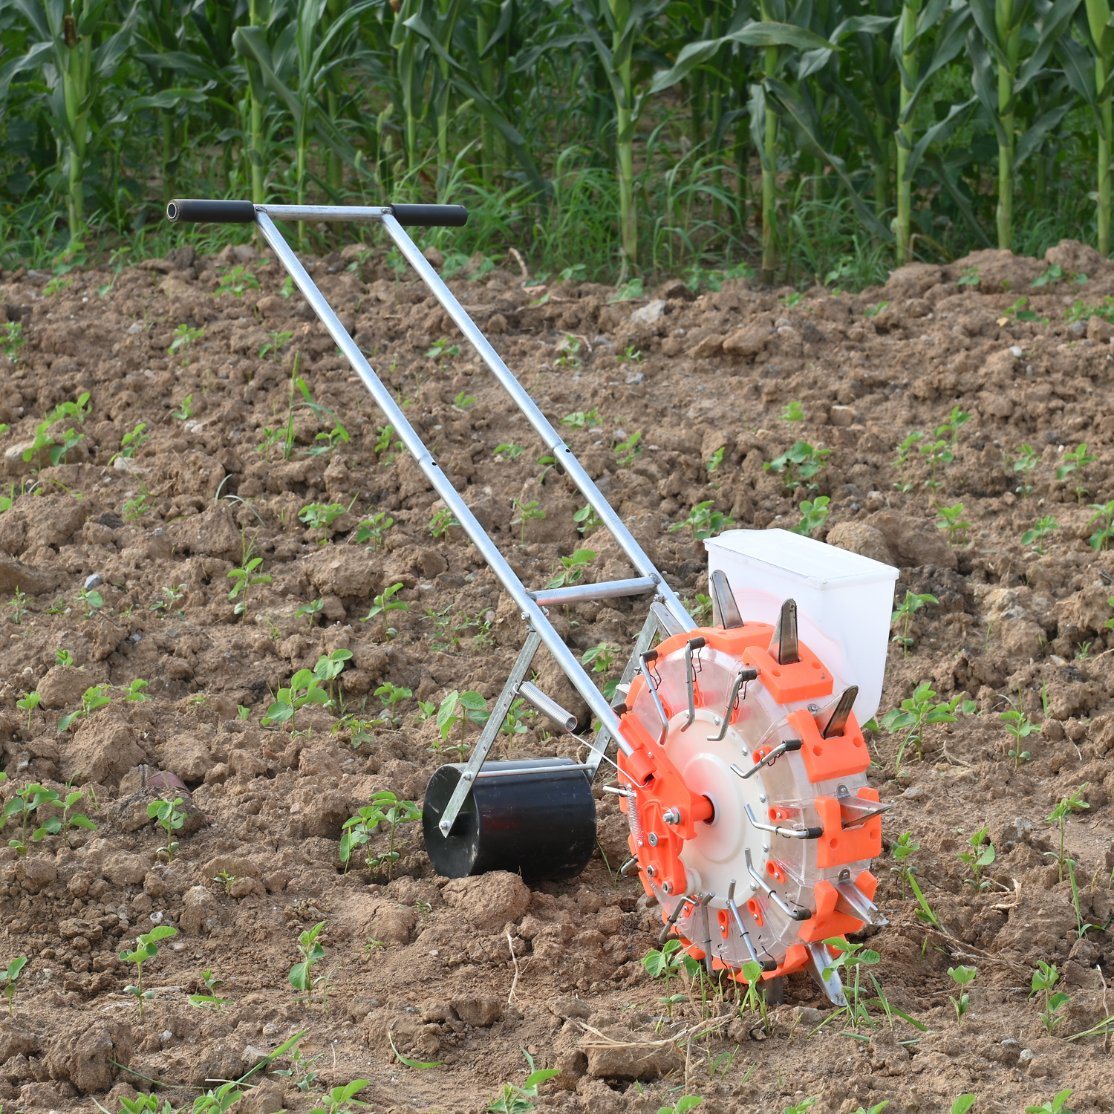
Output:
top-left (166, 199), bottom-right (257, 224)
top-left (390, 204), bottom-right (468, 227)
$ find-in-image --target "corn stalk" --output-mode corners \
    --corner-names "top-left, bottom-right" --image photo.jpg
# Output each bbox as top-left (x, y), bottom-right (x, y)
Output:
top-left (1058, 1), bottom-right (1114, 253)
top-left (968, 0), bottom-right (1079, 249)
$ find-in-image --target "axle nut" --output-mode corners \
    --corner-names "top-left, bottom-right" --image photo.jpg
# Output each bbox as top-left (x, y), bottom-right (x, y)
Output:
top-left (647, 832), bottom-right (659, 847)
top-left (662, 808), bottom-right (681, 825)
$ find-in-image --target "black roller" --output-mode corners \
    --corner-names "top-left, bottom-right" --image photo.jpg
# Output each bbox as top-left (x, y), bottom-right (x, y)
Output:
top-left (423, 759), bottom-right (596, 881)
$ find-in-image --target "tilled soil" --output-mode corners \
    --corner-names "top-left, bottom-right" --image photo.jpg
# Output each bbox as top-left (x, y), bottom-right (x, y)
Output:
top-left (0, 233), bottom-right (1112, 1114)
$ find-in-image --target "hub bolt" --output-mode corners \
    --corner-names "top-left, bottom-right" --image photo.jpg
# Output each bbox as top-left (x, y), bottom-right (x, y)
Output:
top-left (647, 832), bottom-right (659, 847)
top-left (662, 808), bottom-right (681, 825)
top-left (661, 881), bottom-right (672, 895)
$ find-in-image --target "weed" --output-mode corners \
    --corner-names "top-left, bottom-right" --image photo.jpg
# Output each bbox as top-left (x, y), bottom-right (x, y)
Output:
top-left (791, 496), bottom-right (830, 536)
top-left (55, 648), bottom-right (74, 667)
top-left (314, 649), bottom-right (352, 707)
top-left (216, 264), bottom-right (259, 297)
top-left (951, 1098), bottom-right (977, 1114)
top-left (167, 323), bottom-right (204, 356)
top-left (428, 507), bottom-right (460, 539)
top-left (339, 791), bottom-right (422, 877)
top-left (8, 588), bottom-right (28, 624)
top-left (765, 441), bottom-right (830, 490)
top-left (375, 681), bottom-right (413, 722)
top-left (150, 585), bottom-right (185, 617)
top-left (546, 548), bottom-right (597, 589)
top-left (618, 345), bottom-right (643, 363)
top-left (1087, 500), bottom-right (1114, 550)
top-left (947, 965), bottom-right (977, 1019)
top-left (119, 925), bottom-right (178, 1017)
top-left (613, 430), bottom-right (642, 465)
top-left (227, 552), bottom-right (271, 617)
top-left (354, 512), bottom-right (394, 548)
top-left (361, 583), bottom-right (409, 627)
top-left (864, 300), bottom-right (889, 318)
top-left (148, 797), bottom-right (186, 860)
top-left (453, 390), bottom-right (476, 410)
top-left (958, 828), bottom-right (996, 892)
top-left (878, 683), bottom-right (976, 773)
top-left (1030, 961), bottom-right (1070, 1034)
top-left (57, 684), bottom-right (112, 733)
top-left (1, 956), bottom-right (27, 1015)
top-left (999, 706), bottom-right (1037, 766)
top-left (288, 920), bottom-right (326, 997)
top-left (669, 500), bottom-right (735, 541)
top-left (936, 503), bottom-right (970, 544)
top-left (486, 1049), bottom-right (559, 1113)
top-left (122, 486), bottom-right (151, 522)
top-left (1046, 786), bottom-right (1089, 882)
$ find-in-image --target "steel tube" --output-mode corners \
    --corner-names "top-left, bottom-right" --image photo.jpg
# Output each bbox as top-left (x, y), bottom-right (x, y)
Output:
top-left (380, 212), bottom-right (694, 633)
top-left (530, 576), bottom-right (657, 607)
top-left (517, 682), bottom-right (577, 733)
top-left (254, 211), bottom-right (631, 754)
top-left (257, 204), bottom-right (392, 222)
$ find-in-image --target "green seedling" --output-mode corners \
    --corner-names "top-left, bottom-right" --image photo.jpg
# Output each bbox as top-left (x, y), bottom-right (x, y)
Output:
top-left (1030, 961), bottom-right (1070, 1034)
top-left (1046, 786), bottom-right (1089, 882)
top-left (582, 642), bottom-right (619, 699)
top-left (951, 1098), bottom-right (976, 1114)
top-left (891, 591), bottom-right (938, 652)
top-left (706, 445), bottom-right (726, 473)
top-left (16, 690), bottom-right (41, 731)
top-left (669, 500), bottom-right (735, 541)
top-left (262, 669), bottom-right (330, 730)
top-left (76, 585), bottom-right (103, 617)
top-left (958, 828), bottom-right (996, 892)
top-left (511, 498), bottom-right (546, 538)
top-left (374, 423), bottom-right (403, 463)
top-left (216, 264), bottom-right (259, 297)
top-left (1022, 515), bottom-right (1059, 553)
top-left (295, 598), bottom-right (324, 625)
top-left (642, 938), bottom-right (699, 981)
top-left (2, 321), bottom-right (25, 361)
top-left (227, 553), bottom-right (271, 617)
top-left (792, 496), bottom-right (830, 537)
top-left (546, 548), bottom-right (597, 589)
top-left (150, 584), bottom-right (186, 617)
top-left (122, 486), bottom-right (150, 522)
top-left (936, 503), bottom-right (970, 544)
top-left (55, 648), bottom-right (74, 667)
top-left (375, 681), bottom-right (412, 725)
top-left (999, 707), bottom-right (1037, 766)
top-left (658, 1098), bottom-right (703, 1114)
top-left (618, 345), bottom-right (643, 363)
top-left (535, 452), bottom-right (558, 484)
top-left (1055, 443), bottom-right (1095, 495)
top-left (288, 920), bottom-right (326, 997)
top-left (339, 791), bottom-right (422, 877)
top-left (1012, 442), bottom-right (1039, 494)
top-left (388, 1031), bottom-right (442, 1071)
top-left (613, 430), bottom-right (642, 465)
top-left (864, 300), bottom-right (889, 318)
top-left (452, 390), bottom-right (476, 410)
top-left (428, 507), bottom-right (460, 538)
top-left (1, 956), bottom-right (27, 1016)
top-left (259, 329), bottom-right (293, 358)
top-left (425, 337), bottom-right (460, 360)
top-left (188, 969), bottom-right (227, 1009)
top-left (172, 393), bottom-right (194, 421)
top-left (298, 501), bottom-right (349, 540)
top-left (8, 587), bottom-right (28, 624)
top-left (148, 797), bottom-right (186, 860)
top-left (361, 583), bottom-right (409, 627)
top-left (435, 690), bottom-right (488, 754)
top-left (354, 512), bottom-right (394, 548)
top-left (878, 683), bottom-right (976, 774)
top-left (125, 679), bottom-right (150, 702)
top-left (167, 323), bottom-right (203, 356)
top-left (494, 442), bottom-right (524, 462)
top-left (2, 785), bottom-right (96, 850)
top-left (573, 503), bottom-right (601, 535)
top-left (554, 334), bottom-right (582, 368)
top-left (308, 421), bottom-right (351, 457)
top-left (57, 684), bottom-right (112, 732)
top-left (21, 392), bottom-right (90, 468)
top-left (112, 421), bottom-right (149, 462)
top-left (313, 649), bottom-right (352, 707)
top-left (486, 1049), bottom-right (559, 1114)
top-left (820, 937), bottom-right (881, 1029)
top-left (120, 925), bottom-right (178, 1017)
top-left (947, 965), bottom-right (977, 1019)
top-left (315, 1080), bottom-right (371, 1113)
top-left (1025, 1090), bottom-right (1074, 1114)
top-left (1087, 500), bottom-right (1114, 550)
top-left (781, 401), bottom-right (805, 421)
top-left (765, 441), bottom-right (830, 490)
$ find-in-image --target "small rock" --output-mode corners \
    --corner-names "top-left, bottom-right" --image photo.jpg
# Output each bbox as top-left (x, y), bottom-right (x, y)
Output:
top-left (83, 573), bottom-right (103, 590)
top-left (179, 886), bottom-right (222, 936)
top-left (452, 997), bottom-right (503, 1027)
top-left (584, 1041), bottom-right (682, 1081)
top-left (443, 871), bottom-right (531, 930)
top-left (629, 299), bottom-right (665, 327)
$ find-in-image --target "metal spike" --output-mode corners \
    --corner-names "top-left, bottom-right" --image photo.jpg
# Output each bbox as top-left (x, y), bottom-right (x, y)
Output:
top-left (822, 685), bottom-right (859, 738)
top-left (659, 894), bottom-right (695, 943)
top-left (709, 569), bottom-right (743, 629)
top-left (769, 599), bottom-right (799, 665)
top-left (806, 941), bottom-right (846, 1007)
top-left (835, 785), bottom-right (892, 829)
top-left (680, 637), bottom-right (706, 731)
top-left (833, 880), bottom-right (887, 927)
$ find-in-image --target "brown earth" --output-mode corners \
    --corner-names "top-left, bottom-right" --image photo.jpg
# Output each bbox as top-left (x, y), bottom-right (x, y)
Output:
top-left (0, 233), bottom-right (1112, 1114)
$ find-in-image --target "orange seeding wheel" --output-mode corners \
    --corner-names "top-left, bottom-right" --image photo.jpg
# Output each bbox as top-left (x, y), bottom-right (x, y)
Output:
top-left (617, 622), bottom-right (885, 989)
